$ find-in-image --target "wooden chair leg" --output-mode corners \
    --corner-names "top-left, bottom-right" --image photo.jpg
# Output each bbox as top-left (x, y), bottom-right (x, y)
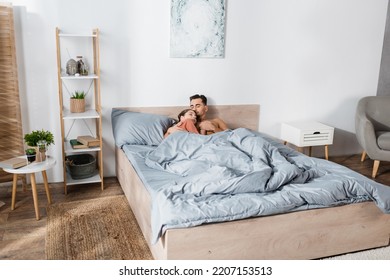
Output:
top-left (372, 160), bottom-right (380, 178)
top-left (361, 151), bottom-right (366, 162)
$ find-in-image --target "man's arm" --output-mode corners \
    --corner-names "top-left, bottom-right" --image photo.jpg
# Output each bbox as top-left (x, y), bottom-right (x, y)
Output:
top-left (198, 118), bottom-right (229, 133)
top-left (215, 118), bottom-right (229, 131)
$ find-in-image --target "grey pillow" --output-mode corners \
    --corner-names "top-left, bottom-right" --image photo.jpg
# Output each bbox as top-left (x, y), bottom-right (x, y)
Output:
top-left (111, 109), bottom-right (175, 147)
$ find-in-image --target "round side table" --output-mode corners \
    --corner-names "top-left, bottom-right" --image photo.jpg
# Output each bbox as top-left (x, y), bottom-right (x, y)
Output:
top-left (2, 156), bottom-right (56, 220)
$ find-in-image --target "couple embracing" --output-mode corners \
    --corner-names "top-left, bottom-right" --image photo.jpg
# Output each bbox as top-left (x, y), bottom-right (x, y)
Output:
top-left (164, 94), bottom-right (229, 138)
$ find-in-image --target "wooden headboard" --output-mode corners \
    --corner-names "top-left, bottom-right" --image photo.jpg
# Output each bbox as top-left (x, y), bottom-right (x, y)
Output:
top-left (114, 104), bottom-right (260, 131)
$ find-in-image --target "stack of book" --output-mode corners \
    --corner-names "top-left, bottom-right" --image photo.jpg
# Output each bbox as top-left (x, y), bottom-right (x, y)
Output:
top-left (0, 157), bottom-right (27, 169)
top-left (69, 139), bottom-right (88, 149)
top-left (70, 135), bottom-right (100, 149)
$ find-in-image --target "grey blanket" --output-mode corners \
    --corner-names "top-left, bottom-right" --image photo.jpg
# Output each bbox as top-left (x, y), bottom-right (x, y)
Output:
top-left (140, 128), bottom-right (390, 244)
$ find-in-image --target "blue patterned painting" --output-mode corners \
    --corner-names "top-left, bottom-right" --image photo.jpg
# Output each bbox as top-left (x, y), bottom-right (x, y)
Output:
top-left (170, 0), bottom-right (226, 58)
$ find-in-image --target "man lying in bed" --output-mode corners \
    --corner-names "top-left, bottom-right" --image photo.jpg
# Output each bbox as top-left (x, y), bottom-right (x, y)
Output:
top-left (165, 94), bottom-right (229, 137)
top-left (190, 94), bottom-right (229, 135)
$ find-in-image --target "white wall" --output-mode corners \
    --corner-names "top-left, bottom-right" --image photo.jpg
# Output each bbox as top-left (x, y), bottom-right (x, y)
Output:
top-left (377, 1), bottom-right (390, 96)
top-left (8, 0), bottom-right (388, 183)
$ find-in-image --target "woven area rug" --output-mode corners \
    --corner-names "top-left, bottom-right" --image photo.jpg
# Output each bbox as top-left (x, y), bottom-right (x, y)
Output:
top-left (46, 195), bottom-right (153, 260)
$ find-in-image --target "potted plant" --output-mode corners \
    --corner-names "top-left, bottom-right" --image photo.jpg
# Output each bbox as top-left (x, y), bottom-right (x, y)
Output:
top-left (70, 90), bottom-right (86, 113)
top-left (25, 148), bottom-right (37, 163)
top-left (24, 129), bottom-right (55, 162)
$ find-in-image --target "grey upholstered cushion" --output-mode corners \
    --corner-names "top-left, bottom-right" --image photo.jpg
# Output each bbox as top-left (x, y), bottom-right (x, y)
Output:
top-left (377, 131), bottom-right (390, 150)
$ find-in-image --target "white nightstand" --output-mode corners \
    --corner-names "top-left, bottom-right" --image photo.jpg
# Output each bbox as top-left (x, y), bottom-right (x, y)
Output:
top-left (281, 121), bottom-right (334, 160)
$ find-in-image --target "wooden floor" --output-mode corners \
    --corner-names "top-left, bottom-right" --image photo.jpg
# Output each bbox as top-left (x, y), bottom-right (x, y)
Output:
top-left (0, 154), bottom-right (390, 260)
top-left (0, 177), bottom-right (124, 259)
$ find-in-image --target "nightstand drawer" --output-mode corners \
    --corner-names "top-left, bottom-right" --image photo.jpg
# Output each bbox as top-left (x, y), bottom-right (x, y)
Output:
top-left (301, 129), bottom-right (334, 146)
top-left (281, 121), bottom-right (334, 147)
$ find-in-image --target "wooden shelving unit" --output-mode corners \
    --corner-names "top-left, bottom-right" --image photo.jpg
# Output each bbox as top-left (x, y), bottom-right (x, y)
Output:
top-left (55, 27), bottom-right (103, 194)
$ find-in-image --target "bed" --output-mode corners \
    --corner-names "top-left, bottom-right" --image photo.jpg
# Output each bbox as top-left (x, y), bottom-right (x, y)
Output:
top-left (112, 105), bottom-right (390, 260)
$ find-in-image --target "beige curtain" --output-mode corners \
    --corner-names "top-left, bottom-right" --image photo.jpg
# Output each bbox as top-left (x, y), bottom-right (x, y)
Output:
top-left (0, 3), bottom-right (25, 185)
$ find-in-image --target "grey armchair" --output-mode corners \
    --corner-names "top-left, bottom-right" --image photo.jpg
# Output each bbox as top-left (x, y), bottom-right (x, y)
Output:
top-left (355, 96), bottom-right (390, 178)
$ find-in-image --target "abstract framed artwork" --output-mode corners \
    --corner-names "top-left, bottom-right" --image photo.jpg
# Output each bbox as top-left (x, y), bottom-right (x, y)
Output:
top-left (170, 0), bottom-right (226, 58)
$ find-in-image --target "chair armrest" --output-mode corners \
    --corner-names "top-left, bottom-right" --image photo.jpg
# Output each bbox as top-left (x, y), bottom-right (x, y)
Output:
top-left (355, 111), bottom-right (379, 155)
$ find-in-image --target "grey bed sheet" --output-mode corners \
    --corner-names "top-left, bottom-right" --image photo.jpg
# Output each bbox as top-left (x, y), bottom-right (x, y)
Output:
top-left (122, 128), bottom-right (390, 244)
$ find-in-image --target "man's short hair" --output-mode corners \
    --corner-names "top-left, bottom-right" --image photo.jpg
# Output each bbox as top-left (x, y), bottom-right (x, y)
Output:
top-left (190, 94), bottom-right (207, 105)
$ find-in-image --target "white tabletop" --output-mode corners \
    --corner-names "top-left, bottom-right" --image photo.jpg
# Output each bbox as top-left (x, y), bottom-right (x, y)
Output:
top-left (282, 121), bottom-right (333, 130)
top-left (2, 156), bottom-right (56, 174)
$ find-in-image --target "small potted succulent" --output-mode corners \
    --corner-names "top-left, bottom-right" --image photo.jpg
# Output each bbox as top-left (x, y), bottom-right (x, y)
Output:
top-left (70, 90), bottom-right (86, 113)
top-left (25, 148), bottom-right (37, 163)
top-left (24, 129), bottom-right (55, 162)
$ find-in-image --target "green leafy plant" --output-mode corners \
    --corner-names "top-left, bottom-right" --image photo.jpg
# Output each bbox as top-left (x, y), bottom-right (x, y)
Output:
top-left (71, 91), bottom-right (85, 99)
top-left (24, 129), bottom-right (55, 147)
top-left (25, 148), bottom-right (36, 155)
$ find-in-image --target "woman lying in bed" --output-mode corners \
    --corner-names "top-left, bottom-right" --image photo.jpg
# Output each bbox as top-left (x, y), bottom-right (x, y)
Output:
top-left (164, 109), bottom-right (206, 138)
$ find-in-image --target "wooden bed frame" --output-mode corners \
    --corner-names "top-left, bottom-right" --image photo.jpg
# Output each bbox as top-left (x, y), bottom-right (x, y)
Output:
top-left (114, 105), bottom-right (390, 259)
